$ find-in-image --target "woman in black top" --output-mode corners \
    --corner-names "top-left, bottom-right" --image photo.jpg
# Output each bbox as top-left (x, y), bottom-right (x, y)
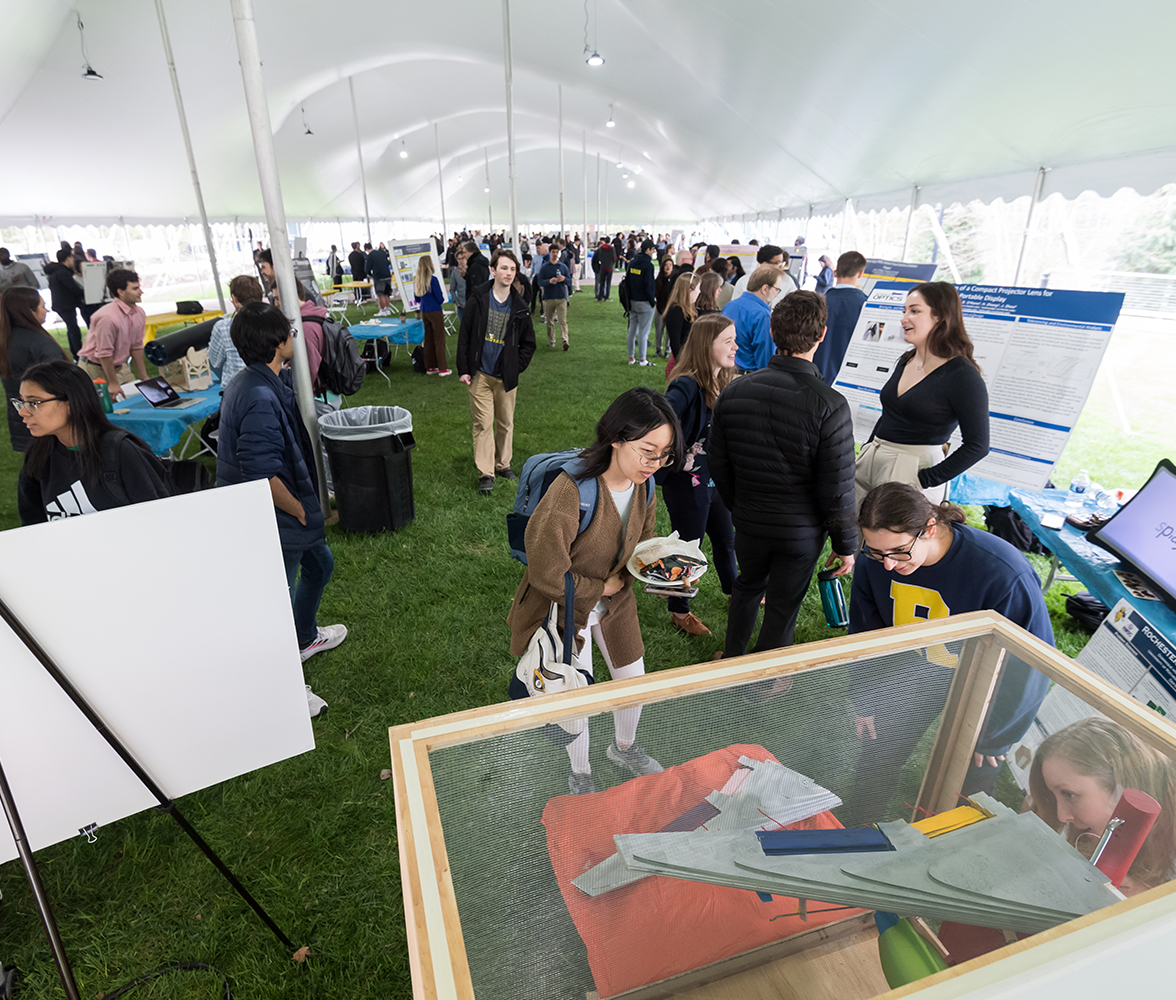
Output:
top-left (726, 255), bottom-right (746, 285)
top-left (854, 282), bottom-right (989, 510)
top-left (694, 271), bottom-right (723, 316)
top-left (662, 271), bottom-right (699, 364)
top-left (1, 287), bottom-right (68, 451)
top-left (16, 360), bottom-right (169, 525)
top-left (652, 255), bottom-right (675, 358)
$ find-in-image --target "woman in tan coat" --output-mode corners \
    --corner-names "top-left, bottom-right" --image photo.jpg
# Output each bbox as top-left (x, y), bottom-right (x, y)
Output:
top-left (508, 387), bottom-right (683, 794)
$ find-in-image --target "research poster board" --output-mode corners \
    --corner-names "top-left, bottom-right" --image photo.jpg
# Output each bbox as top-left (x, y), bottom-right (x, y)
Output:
top-left (860, 259), bottom-right (939, 294)
top-left (390, 239), bottom-right (445, 311)
top-left (1005, 599), bottom-right (1176, 790)
top-left (832, 281), bottom-right (1125, 491)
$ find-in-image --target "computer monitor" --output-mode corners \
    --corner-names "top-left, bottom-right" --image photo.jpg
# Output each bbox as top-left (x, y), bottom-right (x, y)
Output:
top-left (1087, 458), bottom-right (1176, 612)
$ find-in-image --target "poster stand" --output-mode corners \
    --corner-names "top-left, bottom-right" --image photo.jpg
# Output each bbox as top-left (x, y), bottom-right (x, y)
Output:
top-left (0, 592), bottom-right (298, 992)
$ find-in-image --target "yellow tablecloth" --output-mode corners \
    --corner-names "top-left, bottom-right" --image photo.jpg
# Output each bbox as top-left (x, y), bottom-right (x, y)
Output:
top-left (143, 309), bottom-right (223, 343)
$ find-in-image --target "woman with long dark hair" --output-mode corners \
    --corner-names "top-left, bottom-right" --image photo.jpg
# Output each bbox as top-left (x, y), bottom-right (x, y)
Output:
top-left (652, 254), bottom-right (676, 358)
top-left (657, 314), bottom-right (739, 636)
top-left (854, 282), bottom-right (989, 509)
top-left (508, 387), bottom-right (683, 794)
top-left (1, 287), bottom-right (68, 451)
top-left (16, 360), bottom-right (169, 525)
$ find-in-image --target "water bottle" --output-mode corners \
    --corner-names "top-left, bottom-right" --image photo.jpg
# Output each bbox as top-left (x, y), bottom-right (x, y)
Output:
top-left (1066, 469), bottom-right (1090, 512)
top-left (93, 378), bottom-right (113, 414)
top-left (817, 569), bottom-right (849, 628)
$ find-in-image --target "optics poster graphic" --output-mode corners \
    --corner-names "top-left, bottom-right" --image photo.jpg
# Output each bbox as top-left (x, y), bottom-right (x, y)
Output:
top-left (390, 240), bottom-right (445, 312)
top-left (832, 281), bottom-right (1125, 490)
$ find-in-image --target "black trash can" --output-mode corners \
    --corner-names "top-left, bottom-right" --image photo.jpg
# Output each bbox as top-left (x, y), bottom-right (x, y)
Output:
top-left (319, 406), bottom-right (415, 532)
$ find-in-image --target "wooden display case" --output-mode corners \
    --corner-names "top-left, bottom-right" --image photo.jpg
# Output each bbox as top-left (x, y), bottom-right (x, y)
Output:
top-left (390, 611), bottom-right (1176, 1000)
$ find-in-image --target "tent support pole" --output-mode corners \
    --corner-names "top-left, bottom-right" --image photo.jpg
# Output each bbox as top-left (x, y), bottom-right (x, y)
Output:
top-left (230, 0), bottom-right (330, 518)
top-left (838, 198), bottom-right (850, 256)
top-left (924, 203), bottom-right (962, 283)
top-left (1013, 166), bottom-right (1047, 285)
top-left (434, 123), bottom-right (447, 245)
top-left (348, 77), bottom-right (372, 246)
top-left (901, 183), bottom-right (920, 260)
top-left (582, 129), bottom-right (587, 250)
top-left (596, 153), bottom-right (601, 237)
top-left (557, 84), bottom-right (565, 239)
top-left (484, 147), bottom-right (493, 233)
top-left (502, 0), bottom-right (518, 248)
top-left (154, 0), bottom-right (225, 314)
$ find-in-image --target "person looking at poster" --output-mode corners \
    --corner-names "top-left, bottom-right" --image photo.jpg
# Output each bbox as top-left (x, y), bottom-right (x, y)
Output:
top-left (414, 256), bottom-right (450, 376)
top-left (847, 482), bottom-right (1051, 820)
top-left (812, 251), bottom-right (867, 385)
top-left (1028, 717), bottom-right (1176, 895)
top-left (507, 387), bottom-right (681, 794)
top-left (720, 264), bottom-right (785, 373)
top-left (853, 282), bottom-right (989, 510)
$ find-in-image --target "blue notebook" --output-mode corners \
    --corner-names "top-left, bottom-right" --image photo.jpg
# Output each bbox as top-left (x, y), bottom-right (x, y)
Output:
top-left (755, 827), bottom-right (893, 855)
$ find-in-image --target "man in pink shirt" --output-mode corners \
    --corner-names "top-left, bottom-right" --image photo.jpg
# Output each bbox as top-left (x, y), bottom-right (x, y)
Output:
top-left (78, 269), bottom-right (148, 400)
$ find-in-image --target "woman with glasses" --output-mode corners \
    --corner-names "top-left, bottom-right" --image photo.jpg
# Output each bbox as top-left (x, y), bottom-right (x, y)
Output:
top-left (846, 481), bottom-right (1052, 820)
top-left (1, 286), bottom-right (68, 451)
top-left (656, 314), bottom-right (739, 637)
top-left (854, 282), bottom-right (989, 511)
top-left (508, 387), bottom-right (683, 795)
top-left (15, 360), bottom-right (169, 525)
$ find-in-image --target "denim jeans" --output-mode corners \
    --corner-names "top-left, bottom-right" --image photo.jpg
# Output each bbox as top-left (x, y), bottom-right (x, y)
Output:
top-left (626, 301), bottom-right (655, 360)
top-left (283, 537), bottom-right (335, 648)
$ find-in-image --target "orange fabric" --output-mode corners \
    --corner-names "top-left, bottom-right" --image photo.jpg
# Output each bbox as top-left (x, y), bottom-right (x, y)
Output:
top-left (542, 743), bottom-right (859, 998)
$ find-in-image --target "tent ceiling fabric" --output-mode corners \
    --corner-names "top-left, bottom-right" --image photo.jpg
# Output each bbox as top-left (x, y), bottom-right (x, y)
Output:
top-left (3, 0), bottom-right (1175, 227)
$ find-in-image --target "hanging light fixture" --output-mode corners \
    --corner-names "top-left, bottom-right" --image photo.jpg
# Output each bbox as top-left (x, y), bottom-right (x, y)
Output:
top-left (606, 104), bottom-right (615, 128)
top-left (399, 140), bottom-right (408, 159)
top-left (77, 13), bottom-right (103, 80)
top-left (300, 103), bottom-right (313, 136)
top-left (627, 180), bottom-right (636, 189)
top-left (583, 0), bottom-right (605, 65)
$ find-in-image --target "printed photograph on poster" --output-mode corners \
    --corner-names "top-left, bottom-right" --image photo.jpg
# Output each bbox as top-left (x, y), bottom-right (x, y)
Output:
top-left (831, 280), bottom-right (1125, 491)
top-left (390, 239), bottom-right (446, 312)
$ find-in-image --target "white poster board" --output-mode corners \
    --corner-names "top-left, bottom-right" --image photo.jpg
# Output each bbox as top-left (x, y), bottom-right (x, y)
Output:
top-left (832, 281), bottom-right (1125, 491)
top-left (390, 239), bottom-right (445, 312)
top-left (0, 481), bottom-right (314, 861)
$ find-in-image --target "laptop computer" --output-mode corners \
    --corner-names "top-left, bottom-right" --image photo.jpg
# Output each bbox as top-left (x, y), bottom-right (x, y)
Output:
top-left (134, 376), bottom-right (204, 410)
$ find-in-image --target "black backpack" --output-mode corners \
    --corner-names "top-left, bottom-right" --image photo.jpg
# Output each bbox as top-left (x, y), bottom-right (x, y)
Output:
top-left (617, 274), bottom-right (631, 316)
top-left (304, 315), bottom-right (366, 396)
top-left (411, 346), bottom-right (427, 374)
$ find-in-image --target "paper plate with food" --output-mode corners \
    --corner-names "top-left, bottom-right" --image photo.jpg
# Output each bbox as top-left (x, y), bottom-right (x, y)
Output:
top-left (627, 532), bottom-right (708, 587)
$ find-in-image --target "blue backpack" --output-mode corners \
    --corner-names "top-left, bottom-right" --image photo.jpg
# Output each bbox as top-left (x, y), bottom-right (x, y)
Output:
top-left (507, 450), bottom-right (653, 564)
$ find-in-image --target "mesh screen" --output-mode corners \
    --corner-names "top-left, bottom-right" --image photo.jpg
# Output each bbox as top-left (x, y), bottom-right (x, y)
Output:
top-left (428, 642), bottom-right (973, 1000)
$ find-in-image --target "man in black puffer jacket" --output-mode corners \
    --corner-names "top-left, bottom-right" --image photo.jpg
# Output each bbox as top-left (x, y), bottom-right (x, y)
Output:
top-left (709, 291), bottom-right (857, 657)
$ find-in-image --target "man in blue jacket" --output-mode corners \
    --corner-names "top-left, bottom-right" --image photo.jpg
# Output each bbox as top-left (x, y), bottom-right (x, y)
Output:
top-left (813, 251), bottom-right (868, 385)
top-left (625, 238), bottom-right (658, 366)
top-left (216, 302), bottom-right (347, 718)
top-left (721, 264), bottom-right (785, 373)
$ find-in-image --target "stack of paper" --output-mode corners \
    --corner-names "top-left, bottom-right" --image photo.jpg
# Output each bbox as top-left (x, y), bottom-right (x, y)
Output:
top-left (612, 794), bottom-right (1123, 934)
top-left (572, 757), bottom-right (842, 898)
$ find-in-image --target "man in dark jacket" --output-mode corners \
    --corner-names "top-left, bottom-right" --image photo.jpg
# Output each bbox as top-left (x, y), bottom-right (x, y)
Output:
top-left (462, 241), bottom-right (491, 293)
top-left (456, 249), bottom-right (537, 493)
top-left (626, 239), bottom-right (658, 365)
top-left (216, 302), bottom-right (346, 717)
top-left (43, 249), bottom-right (86, 358)
top-left (363, 243), bottom-right (393, 315)
top-left (348, 242), bottom-right (369, 301)
top-left (709, 291), bottom-right (857, 658)
top-left (592, 237), bottom-right (615, 301)
top-left (813, 250), bottom-right (869, 385)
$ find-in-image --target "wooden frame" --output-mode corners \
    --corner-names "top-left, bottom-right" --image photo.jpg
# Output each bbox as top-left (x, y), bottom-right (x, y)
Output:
top-left (390, 612), bottom-right (1176, 1000)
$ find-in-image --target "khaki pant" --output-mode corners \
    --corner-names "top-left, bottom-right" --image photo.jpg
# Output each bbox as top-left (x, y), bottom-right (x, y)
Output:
top-left (78, 357), bottom-right (135, 386)
top-left (543, 298), bottom-right (569, 346)
top-left (468, 372), bottom-right (516, 477)
top-left (854, 437), bottom-right (949, 514)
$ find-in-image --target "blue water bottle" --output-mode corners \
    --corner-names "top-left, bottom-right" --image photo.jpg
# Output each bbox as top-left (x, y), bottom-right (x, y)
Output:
top-left (817, 569), bottom-right (849, 628)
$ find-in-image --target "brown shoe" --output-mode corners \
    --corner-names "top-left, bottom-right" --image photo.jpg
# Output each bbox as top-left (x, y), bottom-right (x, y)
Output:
top-left (563, 341), bottom-right (570, 351)
top-left (671, 612), bottom-right (712, 637)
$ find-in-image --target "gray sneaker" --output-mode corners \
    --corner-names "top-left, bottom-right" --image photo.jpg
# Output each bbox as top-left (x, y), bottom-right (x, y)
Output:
top-left (306, 685), bottom-right (328, 719)
top-left (606, 742), bottom-right (663, 776)
top-left (568, 772), bottom-right (597, 795)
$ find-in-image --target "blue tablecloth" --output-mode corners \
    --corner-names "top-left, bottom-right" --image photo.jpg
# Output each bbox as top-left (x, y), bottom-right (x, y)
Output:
top-left (1009, 488), bottom-right (1176, 640)
top-left (108, 386), bottom-right (220, 455)
top-left (351, 317), bottom-right (424, 345)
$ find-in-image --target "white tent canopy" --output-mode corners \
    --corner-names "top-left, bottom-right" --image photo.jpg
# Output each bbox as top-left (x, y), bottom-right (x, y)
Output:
top-left (3, 0), bottom-right (1176, 229)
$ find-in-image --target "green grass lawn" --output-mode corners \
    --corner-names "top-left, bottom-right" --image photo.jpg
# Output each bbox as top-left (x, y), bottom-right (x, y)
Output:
top-left (0, 294), bottom-right (1149, 998)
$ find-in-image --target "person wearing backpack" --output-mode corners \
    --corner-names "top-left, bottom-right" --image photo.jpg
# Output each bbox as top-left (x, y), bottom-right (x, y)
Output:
top-left (456, 249), bottom-right (537, 493)
top-left (593, 237), bottom-right (615, 301)
top-left (16, 360), bottom-right (170, 524)
top-left (273, 282), bottom-right (324, 391)
top-left (216, 302), bottom-right (346, 718)
top-left (625, 239), bottom-right (658, 366)
top-left (507, 387), bottom-right (683, 794)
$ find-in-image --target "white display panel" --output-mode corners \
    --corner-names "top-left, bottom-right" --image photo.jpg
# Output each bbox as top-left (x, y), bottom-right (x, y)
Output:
top-left (0, 480), bottom-right (314, 861)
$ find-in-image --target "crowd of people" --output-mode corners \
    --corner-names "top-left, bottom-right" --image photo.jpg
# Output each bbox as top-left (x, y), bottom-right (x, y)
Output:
top-left (2, 228), bottom-right (1173, 891)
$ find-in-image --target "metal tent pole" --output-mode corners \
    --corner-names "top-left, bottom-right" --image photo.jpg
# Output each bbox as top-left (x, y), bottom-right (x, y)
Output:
top-left (230, 0), bottom-right (329, 516)
top-left (501, 0), bottom-right (518, 248)
top-left (154, 0), bottom-right (226, 313)
top-left (557, 84), bottom-right (565, 239)
top-left (434, 123), bottom-right (447, 245)
top-left (581, 129), bottom-right (587, 247)
top-left (484, 147), bottom-right (493, 233)
top-left (348, 76), bottom-right (372, 246)
top-left (1013, 166), bottom-right (1048, 285)
top-left (901, 183), bottom-right (920, 260)
top-left (596, 152), bottom-right (601, 236)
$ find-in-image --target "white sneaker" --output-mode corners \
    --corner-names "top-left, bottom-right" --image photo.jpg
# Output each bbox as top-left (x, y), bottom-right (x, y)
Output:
top-left (306, 685), bottom-right (328, 718)
top-left (376, 307), bottom-right (390, 317)
top-left (300, 623), bottom-right (348, 663)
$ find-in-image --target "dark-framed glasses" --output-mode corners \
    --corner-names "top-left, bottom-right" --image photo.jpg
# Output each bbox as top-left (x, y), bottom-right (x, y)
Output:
top-left (860, 528), bottom-right (924, 563)
top-left (9, 396), bottom-right (65, 414)
top-left (626, 443), bottom-right (673, 468)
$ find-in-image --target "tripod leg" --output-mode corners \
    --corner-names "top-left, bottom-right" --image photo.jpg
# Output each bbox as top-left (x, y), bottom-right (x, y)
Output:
top-left (0, 760), bottom-right (81, 1000)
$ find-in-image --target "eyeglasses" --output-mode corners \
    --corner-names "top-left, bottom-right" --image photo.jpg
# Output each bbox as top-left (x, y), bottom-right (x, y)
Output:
top-left (9, 396), bottom-right (65, 414)
top-left (860, 529), bottom-right (924, 563)
top-left (627, 443), bottom-right (673, 468)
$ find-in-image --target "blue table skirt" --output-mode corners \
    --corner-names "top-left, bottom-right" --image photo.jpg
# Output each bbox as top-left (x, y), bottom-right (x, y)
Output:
top-left (351, 317), bottom-right (425, 346)
top-left (108, 385), bottom-right (220, 455)
top-left (1009, 488), bottom-right (1176, 639)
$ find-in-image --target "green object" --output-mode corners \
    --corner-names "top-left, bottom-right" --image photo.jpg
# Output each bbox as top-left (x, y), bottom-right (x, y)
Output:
top-left (878, 918), bottom-right (949, 989)
top-left (94, 379), bottom-right (113, 414)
